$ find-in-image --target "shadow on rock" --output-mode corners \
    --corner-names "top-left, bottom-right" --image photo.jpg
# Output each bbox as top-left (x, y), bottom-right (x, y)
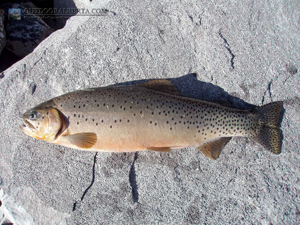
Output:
top-left (115, 73), bottom-right (256, 110)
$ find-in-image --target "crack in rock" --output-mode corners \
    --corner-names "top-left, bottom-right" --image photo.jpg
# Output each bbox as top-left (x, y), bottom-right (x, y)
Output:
top-left (29, 82), bottom-right (36, 95)
top-left (188, 14), bottom-right (202, 26)
top-left (218, 30), bottom-right (235, 69)
top-left (129, 152), bottom-right (139, 203)
top-left (73, 152), bottom-right (98, 211)
top-left (261, 80), bottom-right (273, 104)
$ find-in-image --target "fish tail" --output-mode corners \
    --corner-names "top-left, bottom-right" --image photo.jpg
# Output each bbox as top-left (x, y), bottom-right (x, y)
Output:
top-left (252, 101), bottom-right (283, 154)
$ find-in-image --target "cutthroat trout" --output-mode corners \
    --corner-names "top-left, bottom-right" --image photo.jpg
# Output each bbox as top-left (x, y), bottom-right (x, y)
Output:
top-left (21, 79), bottom-right (283, 160)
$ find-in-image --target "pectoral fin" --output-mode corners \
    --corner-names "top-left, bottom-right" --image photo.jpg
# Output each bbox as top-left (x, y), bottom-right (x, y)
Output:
top-left (198, 137), bottom-right (232, 160)
top-left (61, 133), bottom-right (97, 149)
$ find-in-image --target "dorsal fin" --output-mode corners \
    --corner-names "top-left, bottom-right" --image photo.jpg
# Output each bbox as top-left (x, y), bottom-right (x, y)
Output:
top-left (139, 79), bottom-right (181, 95)
top-left (198, 137), bottom-right (232, 160)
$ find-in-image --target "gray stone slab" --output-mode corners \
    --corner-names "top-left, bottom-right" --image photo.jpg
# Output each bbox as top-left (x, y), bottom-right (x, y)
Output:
top-left (0, 0), bottom-right (299, 224)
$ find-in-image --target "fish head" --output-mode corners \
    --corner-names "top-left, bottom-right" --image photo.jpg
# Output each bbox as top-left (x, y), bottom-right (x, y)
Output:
top-left (21, 107), bottom-right (62, 142)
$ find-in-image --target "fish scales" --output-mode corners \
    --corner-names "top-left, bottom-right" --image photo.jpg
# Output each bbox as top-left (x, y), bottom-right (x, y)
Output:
top-left (21, 80), bottom-right (283, 160)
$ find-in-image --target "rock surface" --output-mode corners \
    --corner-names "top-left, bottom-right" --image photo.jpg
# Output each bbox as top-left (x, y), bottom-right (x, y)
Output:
top-left (0, 0), bottom-right (300, 224)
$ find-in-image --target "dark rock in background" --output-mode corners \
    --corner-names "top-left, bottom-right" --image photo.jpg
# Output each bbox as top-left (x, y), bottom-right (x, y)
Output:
top-left (5, 4), bottom-right (53, 58)
top-left (54, 0), bottom-right (79, 29)
top-left (0, 9), bottom-right (5, 55)
top-left (0, 0), bottom-right (69, 72)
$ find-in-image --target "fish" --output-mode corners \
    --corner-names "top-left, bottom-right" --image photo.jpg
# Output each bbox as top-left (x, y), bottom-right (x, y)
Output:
top-left (21, 79), bottom-right (283, 160)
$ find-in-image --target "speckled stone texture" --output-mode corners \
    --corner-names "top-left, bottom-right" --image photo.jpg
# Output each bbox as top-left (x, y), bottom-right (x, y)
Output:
top-left (0, 0), bottom-right (299, 224)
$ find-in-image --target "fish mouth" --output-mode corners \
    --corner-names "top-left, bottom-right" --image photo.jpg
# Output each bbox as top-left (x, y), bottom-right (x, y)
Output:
top-left (21, 119), bottom-right (36, 131)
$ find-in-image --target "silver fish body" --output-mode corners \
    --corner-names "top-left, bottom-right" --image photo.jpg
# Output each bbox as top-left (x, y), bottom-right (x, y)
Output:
top-left (21, 80), bottom-right (283, 159)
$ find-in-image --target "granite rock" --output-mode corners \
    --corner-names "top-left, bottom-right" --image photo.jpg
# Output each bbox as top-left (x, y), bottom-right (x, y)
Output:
top-left (0, 0), bottom-right (299, 224)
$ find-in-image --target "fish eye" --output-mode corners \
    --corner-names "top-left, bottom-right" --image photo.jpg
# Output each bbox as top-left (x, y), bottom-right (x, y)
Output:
top-left (28, 111), bottom-right (38, 120)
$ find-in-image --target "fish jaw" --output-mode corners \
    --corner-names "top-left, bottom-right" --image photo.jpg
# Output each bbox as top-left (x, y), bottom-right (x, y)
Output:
top-left (21, 114), bottom-right (47, 140)
top-left (20, 119), bottom-right (39, 138)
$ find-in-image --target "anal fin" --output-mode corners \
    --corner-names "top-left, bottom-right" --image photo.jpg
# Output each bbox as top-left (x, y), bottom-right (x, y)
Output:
top-left (198, 137), bottom-right (232, 160)
top-left (62, 133), bottom-right (97, 149)
top-left (146, 146), bottom-right (171, 152)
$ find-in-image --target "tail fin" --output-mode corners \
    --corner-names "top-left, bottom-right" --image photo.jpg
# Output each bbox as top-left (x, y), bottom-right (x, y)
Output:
top-left (252, 101), bottom-right (283, 154)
